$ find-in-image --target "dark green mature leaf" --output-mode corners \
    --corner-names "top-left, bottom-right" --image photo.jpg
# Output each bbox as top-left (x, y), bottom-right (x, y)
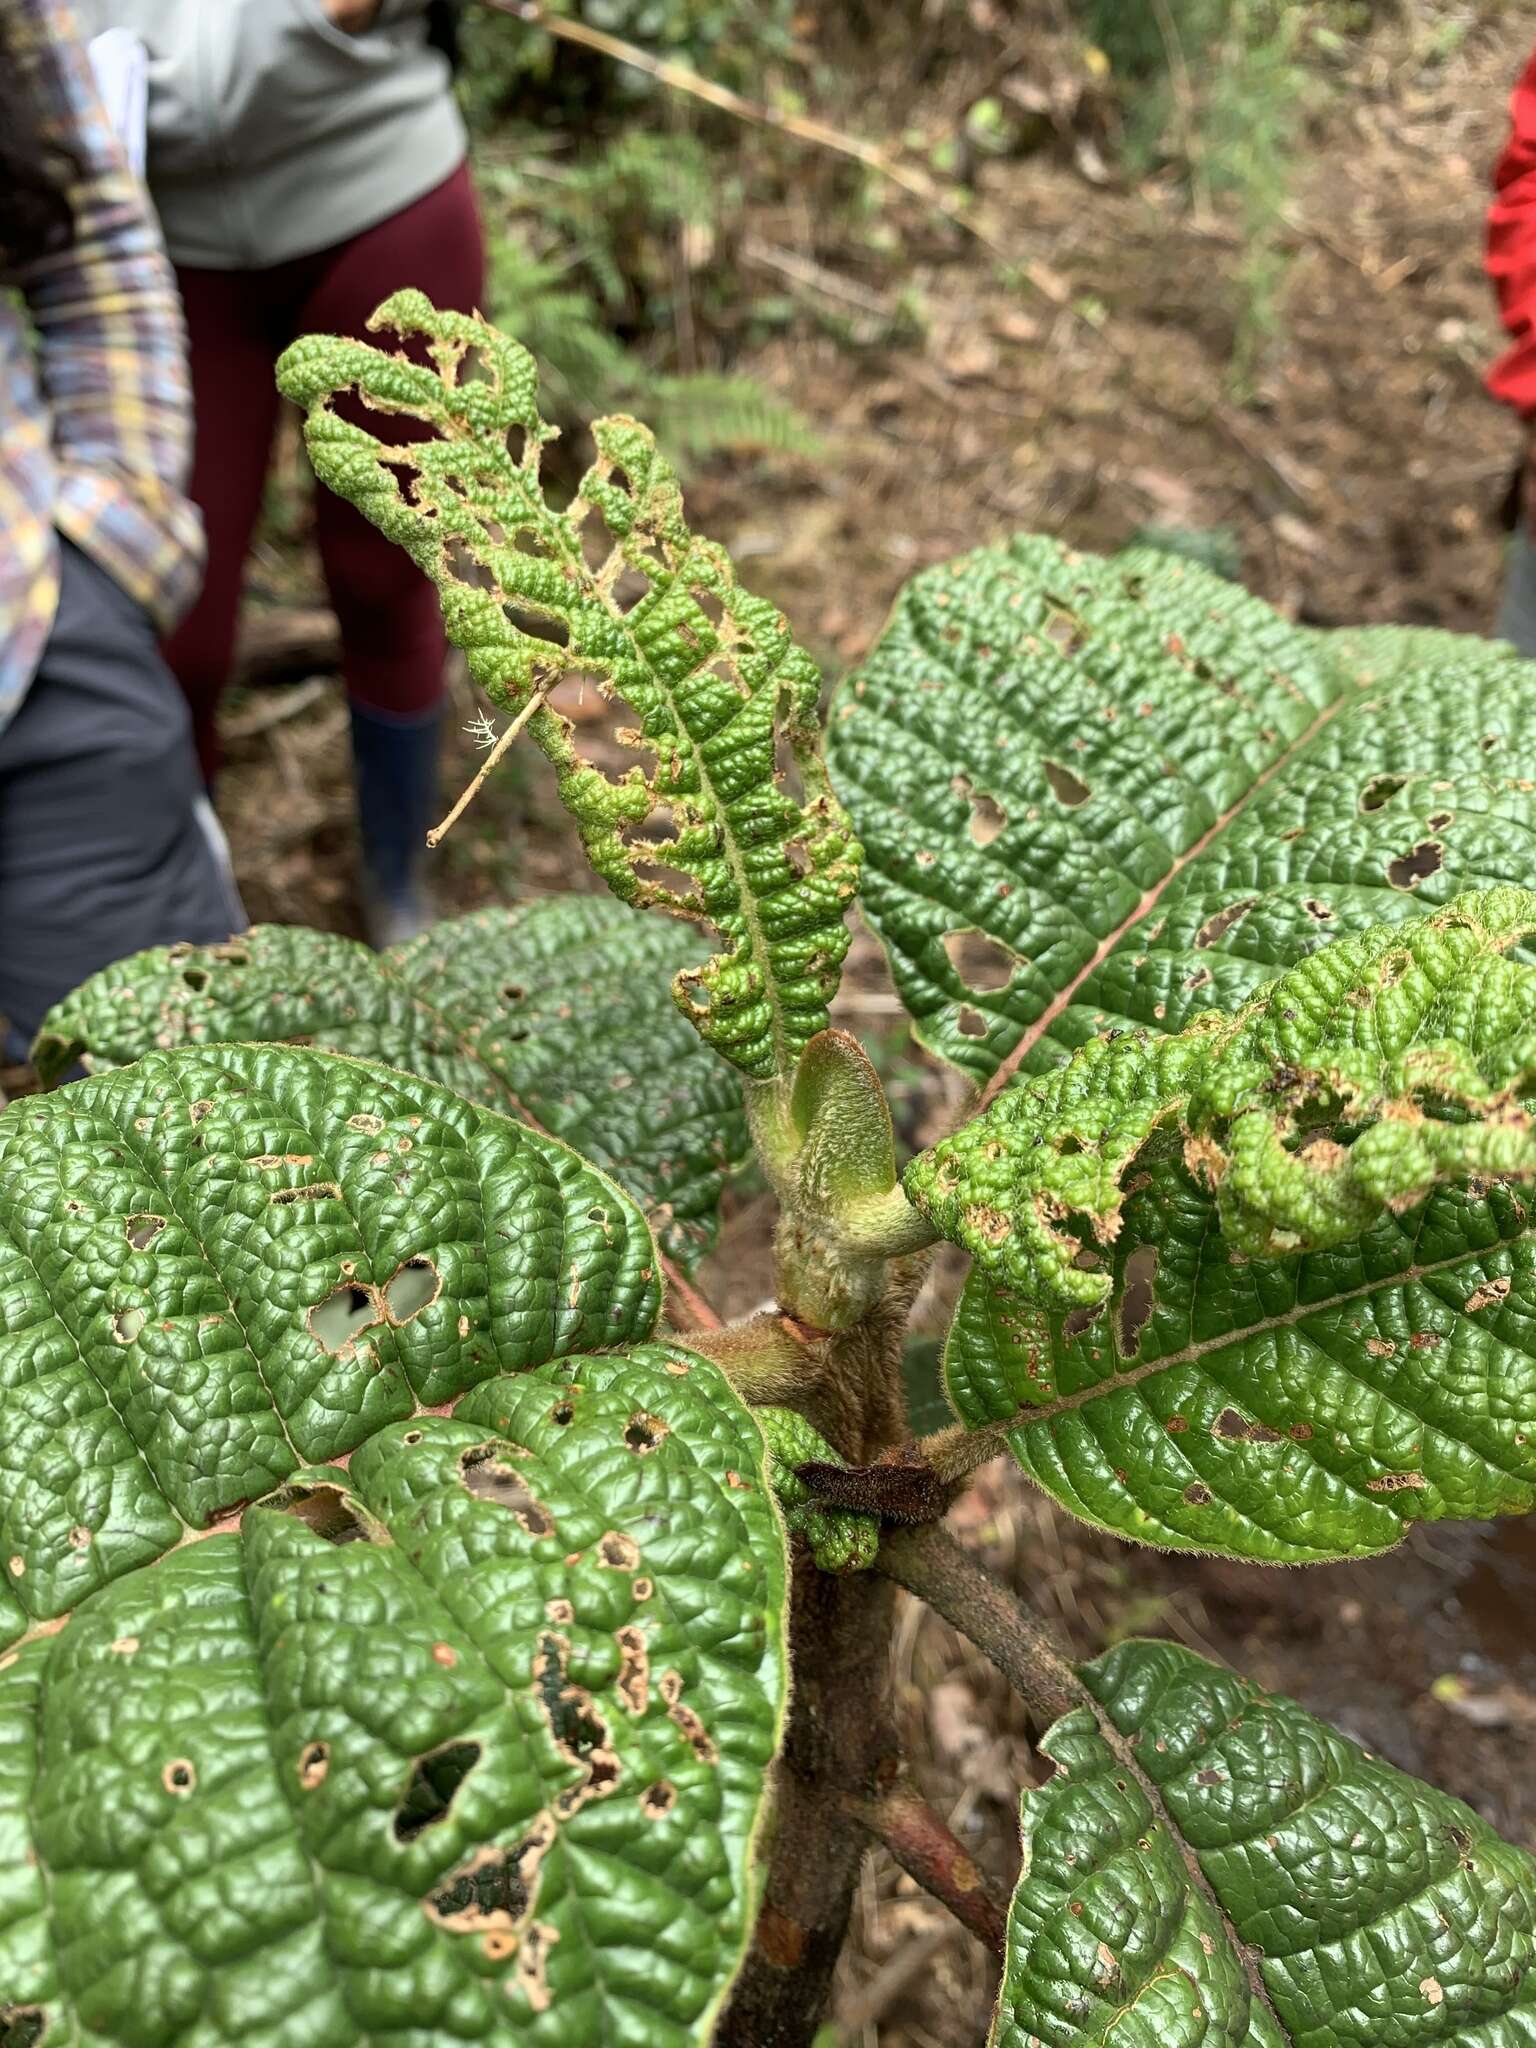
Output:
top-left (276, 291), bottom-right (860, 1082)
top-left (32, 896), bottom-right (747, 1268)
top-left (996, 1637), bottom-right (1536, 2047)
top-left (827, 536), bottom-right (1536, 1081)
top-left (922, 893), bottom-right (1536, 1561)
top-left (0, 1044), bottom-right (787, 2043)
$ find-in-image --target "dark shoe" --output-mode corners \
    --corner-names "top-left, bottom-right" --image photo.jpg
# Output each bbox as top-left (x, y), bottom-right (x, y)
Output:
top-left (349, 699), bottom-right (443, 950)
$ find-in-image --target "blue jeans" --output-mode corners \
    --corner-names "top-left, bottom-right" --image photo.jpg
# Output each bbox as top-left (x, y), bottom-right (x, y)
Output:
top-left (0, 541), bottom-right (244, 1058)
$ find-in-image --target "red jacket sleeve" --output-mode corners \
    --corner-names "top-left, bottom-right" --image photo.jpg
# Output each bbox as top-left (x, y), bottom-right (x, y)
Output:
top-left (1487, 48), bottom-right (1536, 416)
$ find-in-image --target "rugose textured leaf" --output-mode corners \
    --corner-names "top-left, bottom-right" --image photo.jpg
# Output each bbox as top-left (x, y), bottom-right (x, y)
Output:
top-left (997, 1637), bottom-right (1536, 2047)
top-left (32, 895), bottom-right (747, 1269)
top-left (828, 535), bottom-right (1536, 1080)
top-left (0, 1044), bottom-right (786, 2045)
top-left (914, 891), bottom-right (1536, 1561)
top-left (276, 291), bottom-right (860, 1082)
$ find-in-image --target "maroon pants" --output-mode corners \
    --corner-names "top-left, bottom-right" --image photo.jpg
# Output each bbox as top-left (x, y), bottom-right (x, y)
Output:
top-left (167, 164), bottom-right (485, 778)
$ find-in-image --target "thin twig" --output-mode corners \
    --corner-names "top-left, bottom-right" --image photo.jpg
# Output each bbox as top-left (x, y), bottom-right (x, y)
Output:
top-left (660, 1256), bottom-right (724, 1333)
top-left (844, 1781), bottom-right (1009, 1958)
top-left (877, 1524), bottom-right (1078, 1725)
top-left (425, 686), bottom-right (549, 848)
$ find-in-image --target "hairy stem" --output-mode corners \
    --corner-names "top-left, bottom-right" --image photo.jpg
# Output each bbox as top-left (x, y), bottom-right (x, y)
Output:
top-left (915, 1415), bottom-right (1012, 1487)
top-left (718, 1565), bottom-right (900, 2047)
top-left (876, 1523), bottom-right (1078, 1725)
top-left (845, 1780), bottom-right (1009, 1958)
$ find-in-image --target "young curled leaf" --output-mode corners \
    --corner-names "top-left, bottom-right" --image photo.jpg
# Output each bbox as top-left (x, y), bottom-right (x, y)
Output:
top-left (275, 291), bottom-right (860, 1081)
top-left (908, 888), bottom-right (1536, 1313)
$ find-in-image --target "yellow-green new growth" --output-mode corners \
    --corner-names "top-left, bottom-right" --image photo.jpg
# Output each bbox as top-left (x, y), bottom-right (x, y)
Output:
top-left (275, 290), bottom-right (860, 1082)
top-left (908, 888), bottom-right (1536, 1312)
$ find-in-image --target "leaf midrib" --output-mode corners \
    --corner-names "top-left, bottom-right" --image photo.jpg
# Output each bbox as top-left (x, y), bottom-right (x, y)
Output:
top-left (975, 691), bottom-right (1357, 1110)
top-left (976, 1225), bottom-right (1532, 1451)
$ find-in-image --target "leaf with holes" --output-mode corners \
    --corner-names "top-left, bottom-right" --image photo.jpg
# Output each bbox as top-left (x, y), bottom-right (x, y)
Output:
top-left (827, 536), bottom-right (1536, 1079)
top-left (995, 1636), bottom-right (1536, 2047)
top-left (275, 290), bottom-right (860, 1083)
top-left (0, 1043), bottom-right (787, 2044)
top-left (916, 890), bottom-right (1536, 1561)
top-left (31, 895), bottom-right (748, 1270)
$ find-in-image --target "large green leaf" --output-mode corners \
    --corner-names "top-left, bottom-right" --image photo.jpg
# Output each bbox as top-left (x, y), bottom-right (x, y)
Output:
top-left (996, 1637), bottom-right (1536, 2046)
top-left (918, 892), bottom-right (1536, 1562)
top-left (275, 291), bottom-right (860, 1083)
top-left (827, 536), bottom-right (1536, 1081)
top-left (0, 1044), bottom-right (787, 2043)
top-left (31, 896), bottom-right (747, 1269)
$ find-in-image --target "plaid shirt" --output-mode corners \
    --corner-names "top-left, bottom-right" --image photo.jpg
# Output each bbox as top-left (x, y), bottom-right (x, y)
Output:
top-left (0, 0), bottom-right (202, 734)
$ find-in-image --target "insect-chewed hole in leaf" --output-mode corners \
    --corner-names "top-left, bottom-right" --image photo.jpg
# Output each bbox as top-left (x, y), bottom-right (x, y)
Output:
top-left (625, 1411), bottom-right (669, 1454)
top-left (1, 2011), bottom-right (46, 2048)
top-left (393, 1740), bottom-right (483, 1841)
top-left (773, 732), bottom-right (808, 806)
top-left (944, 929), bottom-right (1018, 995)
top-left (270, 1182), bottom-right (342, 1205)
top-left (271, 1481), bottom-right (374, 1546)
top-left (308, 1283), bottom-right (379, 1353)
top-left (1116, 1245), bottom-right (1158, 1359)
top-left (297, 1740), bottom-right (330, 1790)
top-left (424, 1823), bottom-right (555, 1934)
top-left (458, 1445), bottom-right (555, 1537)
top-left (124, 1214), bottom-right (165, 1250)
top-left (784, 837), bottom-right (814, 877)
top-left (956, 1006), bottom-right (988, 1038)
top-left (660, 1670), bottom-right (719, 1763)
top-left (383, 1257), bottom-right (440, 1326)
top-left (641, 1779), bottom-right (677, 1818)
top-left (1359, 772), bottom-right (1407, 811)
top-left (504, 603), bottom-right (570, 650)
top-left (968, 790), bottom-right (1007, 846)
top-left (160, 1758), bottom-right (196, 1797)
top-left (1043, 758), bottom-right (1091, 808)
top-left (691, 584), bottom-right (726, 631)
top-left (629, 802), bottom-right (681, 850)
top-left (111, 1307), bottom-right (146, 1345)
top-left (444, 537), bottom-right (490, 588)
top-left (1387, 840), bottom-right (1444, 891)
top-left (536, 1635), bottom-right (621, 1808)
top-left (1043, 604), bottom-right (1087, 656)
top-left (1303, 898), bottom-right (1334, 922)
top-left (1195, 898), bottom-right (1256, 949)
top-left (700, 654), bottom-right (751, 702)
top-left (513, 525), bottom-right (554, 560)
top-left (599, 1530), bottom-right (641, 1570)
top-left (1062, 1302), bottom-right (1104, 1340)
top-left (632, 852), bottom-right (700, 897)
top-left (548, 1398), bottom-right (577, 1426)
top-left (181, 967), bottom-right (210, 993)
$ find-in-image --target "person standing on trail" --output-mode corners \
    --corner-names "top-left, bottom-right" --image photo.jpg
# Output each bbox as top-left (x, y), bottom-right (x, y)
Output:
top-left (0, 0), bottom-right (243, 1061)
top-left (72, 0), bottom-right (484, 946)
top-left (1487, 44), bottom-right (1536, 655)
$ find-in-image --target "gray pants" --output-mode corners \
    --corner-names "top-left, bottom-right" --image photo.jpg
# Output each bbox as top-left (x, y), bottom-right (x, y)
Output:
top-left (1497, 527), bottom-right (1536, 658)
top-left (0, 541), bottom-right (244, 1057)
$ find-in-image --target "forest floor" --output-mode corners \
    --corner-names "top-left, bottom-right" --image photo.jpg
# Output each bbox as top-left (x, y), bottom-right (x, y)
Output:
top-left (74, 6), bottom-right (1536, 2040)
